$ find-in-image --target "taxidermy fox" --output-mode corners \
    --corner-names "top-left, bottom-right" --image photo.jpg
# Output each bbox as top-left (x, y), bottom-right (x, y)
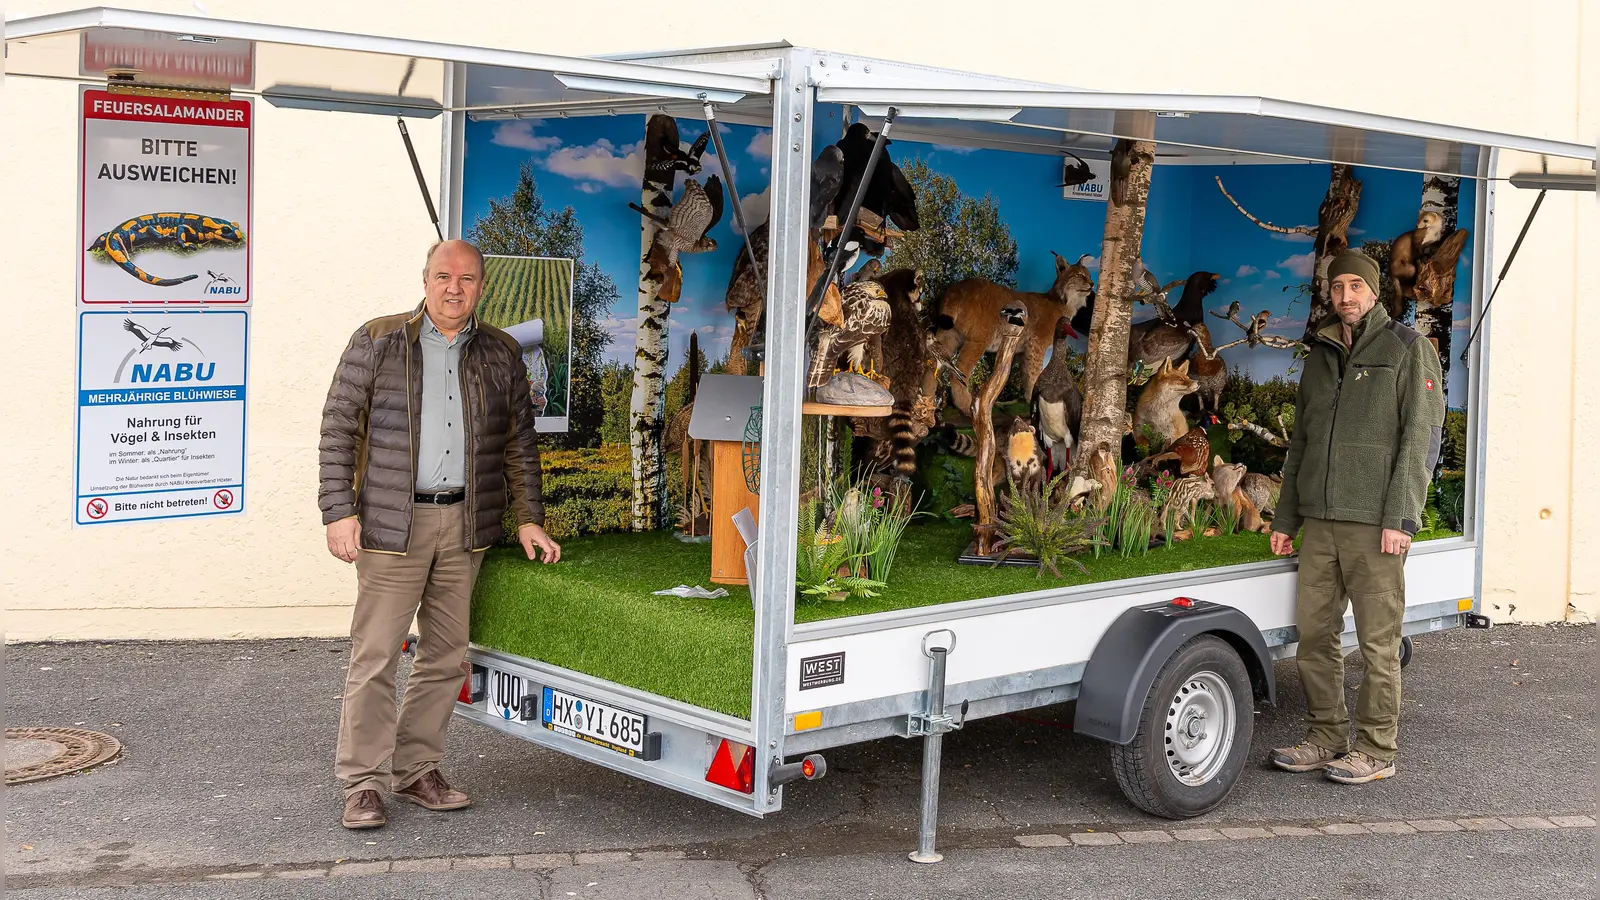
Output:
top-left (1209, 456), bottom-right (1269, 533)
top-left (934, 252), bottom-right (1095, 417)
top-left (1133, 357), bottom-right (1198, 453)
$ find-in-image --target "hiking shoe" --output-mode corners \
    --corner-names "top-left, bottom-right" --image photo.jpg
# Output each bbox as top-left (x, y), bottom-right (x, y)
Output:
top-left (1324, 751), bottom-right (1396, 784)
top-left (1268, 741), bottom-right (1340, 773)
top-left (342, 789), bottom-right (387, 829)
top-left (395, 769), bottom-right (472, 811)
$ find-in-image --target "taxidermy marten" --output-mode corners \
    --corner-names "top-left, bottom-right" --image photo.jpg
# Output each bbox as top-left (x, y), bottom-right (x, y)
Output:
top-left (933, 252), bottom-right (1094, 417)
top-left (1387, 211), bottom-right (1445, 317)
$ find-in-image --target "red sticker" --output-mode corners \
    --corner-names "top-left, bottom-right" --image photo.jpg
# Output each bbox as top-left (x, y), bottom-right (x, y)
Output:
top-left (1425, 379), bottom-right (1435, 391)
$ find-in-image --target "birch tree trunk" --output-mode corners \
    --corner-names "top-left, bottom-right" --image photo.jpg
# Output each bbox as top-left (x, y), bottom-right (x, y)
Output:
top-left (1301, 165), bottom-right (1363, 343)
top-left (1070, 140), bottom-right (1155, 483)
top-left (629, 115), bottom-right (685, 531)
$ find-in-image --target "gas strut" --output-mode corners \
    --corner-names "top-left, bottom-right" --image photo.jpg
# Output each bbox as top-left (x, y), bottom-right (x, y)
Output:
top-left (803, 107), bottom-right (899, 348)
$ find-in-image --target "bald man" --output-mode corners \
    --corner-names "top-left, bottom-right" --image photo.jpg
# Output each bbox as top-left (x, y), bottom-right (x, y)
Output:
top-left (319, 240), bottom-right (561, 829)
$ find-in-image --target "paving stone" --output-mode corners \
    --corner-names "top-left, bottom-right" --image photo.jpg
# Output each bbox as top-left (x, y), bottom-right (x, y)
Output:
top-left (1550, 816), bottom-right (1596, 828)
top-left (574, 851), bottom-right (634, 864)
top-left (1457, 818), bottom-right (1511, 831)
top-left (1320, 823), bottom-right (1371, 836)
top-left (330, 861), bottom-right (392, 877)
top-left (274, 869), bottom-right (328, 879)
top-left (1409, 820), bottom-right (1464, 833)
top-left (1117, 830), bottom-right (1174, 844)
top-left (514, 853), bottom-right (574, 869)
top-left (452, 856), bottom-right (511, 870)
top-left (1070, 832), bottom-right (1123, 846)
top-left (1014, 833), bottom-right (1072, 848)
top-left (1364, 822), bottom-right (1417, 835)
top-left (207, 871), bottom-right (264, 880)
top-left (1502, 816), bottom-right (1557, 830)
top-left (391, 857), bottom-right (453, 873)
top-left (633, 850), bottom-right (687, 861)
top-left (1269, 826), bottom-right (1322, 838)
top-left (1172, 829), bottom-right (1226, 842)
top-left (1220, 827), bottom-right (1274, 840)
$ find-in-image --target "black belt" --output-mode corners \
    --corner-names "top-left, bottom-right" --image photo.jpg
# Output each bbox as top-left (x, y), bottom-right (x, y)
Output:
top-left (414, 489), bottom-right (466, 506)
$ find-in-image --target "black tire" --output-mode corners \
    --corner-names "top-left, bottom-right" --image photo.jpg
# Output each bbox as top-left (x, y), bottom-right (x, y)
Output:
top-left (1109, 635), bottom-right (1254, 819)
top-left (1399, 635), bottom-right (1413, 669)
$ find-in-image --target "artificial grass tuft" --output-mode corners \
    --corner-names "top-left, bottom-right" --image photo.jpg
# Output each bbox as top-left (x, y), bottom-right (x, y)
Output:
top-left (471, 522), bottom-right (1463, 719)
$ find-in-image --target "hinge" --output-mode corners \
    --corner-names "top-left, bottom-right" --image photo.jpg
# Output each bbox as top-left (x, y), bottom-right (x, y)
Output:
top-left (105, 72), bottom-right (233, 103)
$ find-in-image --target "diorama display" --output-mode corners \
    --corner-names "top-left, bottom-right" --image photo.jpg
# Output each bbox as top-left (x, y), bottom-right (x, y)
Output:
top-left (460, 104), bottom-right (1475, 717)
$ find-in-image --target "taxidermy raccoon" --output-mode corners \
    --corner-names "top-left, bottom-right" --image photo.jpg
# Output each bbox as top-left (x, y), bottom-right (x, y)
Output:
top-left (1133, 357), bottom-right (1198, 453)
top-left (933, 252), bottom-right (1095, 416)
top-left (854, 268), bottom-right (934, 479)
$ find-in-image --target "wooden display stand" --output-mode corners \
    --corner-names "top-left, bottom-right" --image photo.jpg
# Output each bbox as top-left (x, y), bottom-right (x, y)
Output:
top-left (709, 441), bottom-right (760, 585)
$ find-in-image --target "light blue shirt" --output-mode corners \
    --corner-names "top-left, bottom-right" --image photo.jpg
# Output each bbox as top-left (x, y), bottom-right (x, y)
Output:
top-left (415, 314), bottom-right (470, 492)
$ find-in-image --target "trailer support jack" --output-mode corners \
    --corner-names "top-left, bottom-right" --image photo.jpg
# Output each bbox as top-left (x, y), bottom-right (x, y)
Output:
top-left (908, 631), bottom-right (966, 864)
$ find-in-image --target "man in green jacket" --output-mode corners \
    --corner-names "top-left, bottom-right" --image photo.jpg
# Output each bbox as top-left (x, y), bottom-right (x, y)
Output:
top-left (1267, 249), bottom-right (1445, 784)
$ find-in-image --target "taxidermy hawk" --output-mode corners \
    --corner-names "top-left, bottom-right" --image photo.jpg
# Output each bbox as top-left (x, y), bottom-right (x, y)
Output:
top-left (656, 175), bottom-right (724, 265)
top-left (807, 280), bottom-right (891, 388)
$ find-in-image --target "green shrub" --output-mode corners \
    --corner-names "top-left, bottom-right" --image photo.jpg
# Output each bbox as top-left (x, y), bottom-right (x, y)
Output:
top-left (1441, 409), bottom-right (1468, 471)
top-left (500, 445), bottom-right (634, 543)
top-left (1434, 471), bottom-right (1466, 531)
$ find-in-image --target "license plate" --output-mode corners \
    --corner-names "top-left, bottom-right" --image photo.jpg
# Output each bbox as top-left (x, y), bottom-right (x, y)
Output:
top-left (541, 687), bottom-right (648, 757)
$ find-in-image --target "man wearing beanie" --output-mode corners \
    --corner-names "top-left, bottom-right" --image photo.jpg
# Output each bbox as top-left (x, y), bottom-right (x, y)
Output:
top-left (1267, 248), bottom-right (1445, 784)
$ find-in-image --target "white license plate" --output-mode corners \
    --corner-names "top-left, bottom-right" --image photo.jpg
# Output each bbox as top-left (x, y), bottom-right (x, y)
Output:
top-left (541, 687), bottom-right (648, 756)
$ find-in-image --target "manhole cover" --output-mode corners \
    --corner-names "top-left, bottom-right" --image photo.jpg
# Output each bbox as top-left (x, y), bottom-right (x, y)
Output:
top-left (5, 728), bottom-right (122, 785)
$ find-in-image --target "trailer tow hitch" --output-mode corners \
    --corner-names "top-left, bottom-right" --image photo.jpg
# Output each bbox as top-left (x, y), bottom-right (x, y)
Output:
top-left (907, 630), bottom-right (967, 864)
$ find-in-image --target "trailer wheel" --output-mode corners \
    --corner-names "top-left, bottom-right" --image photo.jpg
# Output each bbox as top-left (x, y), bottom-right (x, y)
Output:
top-left (1399, 635), bottom-right (1413, 669)
top-left (1109, 635), bottom-right (1253, 819)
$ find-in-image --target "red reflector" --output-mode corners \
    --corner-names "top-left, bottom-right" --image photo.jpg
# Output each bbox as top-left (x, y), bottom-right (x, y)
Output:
top-left (1171, 597), bottom-right (1196, 608)
top-left (458, 676), bottom-right (474, 704)
top-left (801, 758), bottom-right (816, 779)
top-left (705, 739), bottom-right (755, 794)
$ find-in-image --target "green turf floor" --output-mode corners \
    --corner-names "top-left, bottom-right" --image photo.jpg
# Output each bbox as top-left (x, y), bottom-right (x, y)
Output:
top-left (470, 522), bottom-right (1461, 719)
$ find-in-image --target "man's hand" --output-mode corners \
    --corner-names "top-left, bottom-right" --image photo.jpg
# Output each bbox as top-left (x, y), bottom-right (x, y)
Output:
top-left (519, 524), bottom-right (562, 563)
top-left (1270, 531), bottom-right (1296, 557)
top-left (326, 517), bottom-right (360, 563)
top-left (1380, 528), bottom-right (1412, 555)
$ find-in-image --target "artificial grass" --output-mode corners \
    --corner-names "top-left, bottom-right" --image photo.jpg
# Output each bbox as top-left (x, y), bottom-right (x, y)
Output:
top-left (470, 522), bottom-right (1463, 719)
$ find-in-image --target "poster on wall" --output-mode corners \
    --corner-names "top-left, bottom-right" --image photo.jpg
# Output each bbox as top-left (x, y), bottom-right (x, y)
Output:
top-left (476, 256), bottom-right (576, 433)
top-left (78, 87), bottom-right (252, 306)
top-left (74, 310), bottom-right (248, 526)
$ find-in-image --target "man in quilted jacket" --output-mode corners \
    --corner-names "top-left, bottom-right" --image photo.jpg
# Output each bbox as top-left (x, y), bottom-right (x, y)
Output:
top-left (1267, 249), bottom-right (1445, 785)
top-left (319, 239), bottom-right (560, 829)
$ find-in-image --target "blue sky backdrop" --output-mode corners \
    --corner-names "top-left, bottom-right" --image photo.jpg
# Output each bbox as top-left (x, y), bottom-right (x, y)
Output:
top-left (464, 110), bottom-right (1476, 401)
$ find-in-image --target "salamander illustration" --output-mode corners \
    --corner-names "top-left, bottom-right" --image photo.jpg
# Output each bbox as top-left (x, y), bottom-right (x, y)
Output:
top-left (87, 213), bottom-right (245, 286)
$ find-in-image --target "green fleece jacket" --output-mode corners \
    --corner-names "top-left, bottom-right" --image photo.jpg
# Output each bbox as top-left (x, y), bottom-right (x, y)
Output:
top-left (1273, 304), bottom-right (1445, 537)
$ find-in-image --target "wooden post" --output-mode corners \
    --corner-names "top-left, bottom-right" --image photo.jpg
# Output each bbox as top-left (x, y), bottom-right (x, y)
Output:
top-left (710, 440), bottom-right (760, 584)
top-left (972, 305), bottom-right (1028, 556)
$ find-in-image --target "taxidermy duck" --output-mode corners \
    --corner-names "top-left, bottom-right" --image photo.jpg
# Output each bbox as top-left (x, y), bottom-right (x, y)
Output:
top-left (808, 280), bottom-right (892, 388)
top-left (835, 123), bottom-right (920, 255)
top-left (1128, 271), bottom-right (1218, 370)
top-left (1031, 318), bottom-right (1083, 478)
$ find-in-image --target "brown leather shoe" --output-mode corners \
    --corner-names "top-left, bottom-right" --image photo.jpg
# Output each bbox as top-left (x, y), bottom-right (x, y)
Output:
top-left (342, 790), bottom-right (387, 829)
top-left (395, 770), bottom-right (471, 811)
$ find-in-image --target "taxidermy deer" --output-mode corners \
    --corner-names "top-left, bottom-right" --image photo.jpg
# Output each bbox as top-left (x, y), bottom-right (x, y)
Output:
top-left (933, 252), bottom-right (1095, 417)
top-left (1133, 357), bottom-right (1198, 454)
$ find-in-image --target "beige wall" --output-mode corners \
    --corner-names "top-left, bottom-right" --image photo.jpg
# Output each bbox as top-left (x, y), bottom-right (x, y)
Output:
top-left (4, 0), bottom-right (1594, 639)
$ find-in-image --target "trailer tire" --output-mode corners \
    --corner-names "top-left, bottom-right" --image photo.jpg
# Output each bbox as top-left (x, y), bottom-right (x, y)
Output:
top-left (1399, 635), bottom-right (1413, 669)
top-left (1109, 635), bottom-right (1253, 819)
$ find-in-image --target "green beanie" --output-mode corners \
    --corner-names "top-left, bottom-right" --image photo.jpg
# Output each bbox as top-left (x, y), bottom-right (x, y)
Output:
top-left (1327, 249), bottom-right (1381, 298)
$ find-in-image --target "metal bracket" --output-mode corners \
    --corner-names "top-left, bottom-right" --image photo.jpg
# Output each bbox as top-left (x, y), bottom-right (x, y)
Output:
top-left (1465, 613), bottom-right (1492, 629)
top-left (906, 700), bottom-right (968, 738)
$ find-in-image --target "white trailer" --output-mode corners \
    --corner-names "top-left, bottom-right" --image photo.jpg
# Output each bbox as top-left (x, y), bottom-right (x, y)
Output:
top-left (10, 9), bottom-right (1594, 862)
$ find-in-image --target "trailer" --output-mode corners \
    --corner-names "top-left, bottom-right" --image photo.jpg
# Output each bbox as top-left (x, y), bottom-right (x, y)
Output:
top-left (10, 8), bottom-right (1595, 863)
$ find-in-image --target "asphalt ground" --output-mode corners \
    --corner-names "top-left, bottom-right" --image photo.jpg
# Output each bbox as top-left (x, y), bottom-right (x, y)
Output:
top-left (6, 624), bottom-right (1594, 899)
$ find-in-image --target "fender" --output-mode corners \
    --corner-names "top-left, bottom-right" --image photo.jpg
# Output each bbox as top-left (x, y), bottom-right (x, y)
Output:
top-left (1073, 599), bottom-right (1276, 745)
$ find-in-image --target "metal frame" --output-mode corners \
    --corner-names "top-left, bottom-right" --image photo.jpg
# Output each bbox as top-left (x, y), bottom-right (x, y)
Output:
top-left (1469, 150), bottom-right (1497, 615)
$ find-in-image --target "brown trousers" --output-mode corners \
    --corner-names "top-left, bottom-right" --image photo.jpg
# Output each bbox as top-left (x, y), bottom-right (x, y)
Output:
top-left (335, 505), bottom-right (483, 797)
top-left (1294, 517), bottom-right (1407, 762)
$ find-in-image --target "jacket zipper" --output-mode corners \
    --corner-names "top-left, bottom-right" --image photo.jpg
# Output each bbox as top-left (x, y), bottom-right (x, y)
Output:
top-left (1324, 362), bottom-right (1342, 513)
top-left (460, 341), bottom-right (476, 552)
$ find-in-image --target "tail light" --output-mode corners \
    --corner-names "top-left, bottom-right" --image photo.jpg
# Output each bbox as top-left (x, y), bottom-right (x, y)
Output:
top-left (705, 739), bottom-right (754, 794)
top-left (457, 665), bottom-right (487, 704)
top-left (1170, 596), bottom-right (1196, 609)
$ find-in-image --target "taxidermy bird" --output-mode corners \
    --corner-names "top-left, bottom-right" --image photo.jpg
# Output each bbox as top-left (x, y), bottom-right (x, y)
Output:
top-left (1128, 271), bottom-right (1218, 369)
top-left (1188, 323), bottom-right (1227, 425)
top-left (1031, 318), bottom-right (1083, 478)
top-left (834, 122), bottom-right (920, 254)
top-left (811, 145), bottom-right (845, 231)
top-left (643, 115), bottom-right (708, 183)
top-left (1109, 139), bottom-right (1134, 207)
top-left (1058, 151), bottom-right (1095, 189)
top-left (637, 175), bottom-right (724, 277)
top-left (808, 280), bottom-right (892, 388)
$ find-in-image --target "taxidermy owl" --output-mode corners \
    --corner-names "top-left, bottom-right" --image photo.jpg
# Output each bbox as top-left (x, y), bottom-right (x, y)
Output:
top-left (808, 280), bottom-right (892, 388)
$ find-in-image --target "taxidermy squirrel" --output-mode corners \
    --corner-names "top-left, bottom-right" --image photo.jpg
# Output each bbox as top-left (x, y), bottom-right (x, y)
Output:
top-left (1209, 456), bottom-right (1269, 533)
top-left (853, 268), bottom-right (935, 480)
top-left (1133, 357), bottom-right (1199, 454)
top-left (933, 252), bottom-right (1095, 417)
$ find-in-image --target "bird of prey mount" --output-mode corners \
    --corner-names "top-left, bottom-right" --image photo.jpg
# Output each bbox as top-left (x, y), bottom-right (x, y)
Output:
top-left (633, 175), bottom-right (724, 303)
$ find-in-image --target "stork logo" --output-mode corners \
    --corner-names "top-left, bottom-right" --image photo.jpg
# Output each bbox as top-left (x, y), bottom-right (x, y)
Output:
top-left (203, 270), bottom-right (241, 295)
top-left (115, 318), bottom-right (213, 384)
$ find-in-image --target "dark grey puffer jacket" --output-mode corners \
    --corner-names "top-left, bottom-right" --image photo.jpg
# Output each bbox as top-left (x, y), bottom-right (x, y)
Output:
top-left (318, 305), bottom-right (544, 553)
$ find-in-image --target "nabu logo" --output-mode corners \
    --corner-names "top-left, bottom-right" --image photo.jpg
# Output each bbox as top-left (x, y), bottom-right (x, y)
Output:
top-left (204, 270), bottom-right (240, 295)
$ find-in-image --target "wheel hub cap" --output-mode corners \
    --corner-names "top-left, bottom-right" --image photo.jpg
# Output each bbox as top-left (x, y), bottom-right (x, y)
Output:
top-left (1164, 671), bottom-right (1236, 786)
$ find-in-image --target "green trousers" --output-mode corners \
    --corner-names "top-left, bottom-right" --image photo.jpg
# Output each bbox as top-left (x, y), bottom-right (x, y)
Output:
top-left (1295, 517), bottom-right (1407, 761)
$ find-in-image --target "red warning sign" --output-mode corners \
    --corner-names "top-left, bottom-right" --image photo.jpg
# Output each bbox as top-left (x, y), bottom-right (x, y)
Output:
top-left (212, 489), bottom-right (235, 510)
top-left (85, 497), bottom-right (109, 520)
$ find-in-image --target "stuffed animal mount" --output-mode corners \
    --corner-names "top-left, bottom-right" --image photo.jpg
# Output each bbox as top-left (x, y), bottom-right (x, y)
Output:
top-left (819, 208), bottom-right (903, 250)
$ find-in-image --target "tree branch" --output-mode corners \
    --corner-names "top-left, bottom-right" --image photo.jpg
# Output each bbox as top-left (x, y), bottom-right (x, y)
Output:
top-left (1228, 417), bottom-right (1289, 448)
top-left (1214, 176), bottom-right (1317, 235)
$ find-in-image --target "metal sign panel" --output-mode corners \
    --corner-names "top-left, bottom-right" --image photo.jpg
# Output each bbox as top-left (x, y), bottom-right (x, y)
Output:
top-left (74, 310), bottom-right (248, 526)
top-left (78, 87), bottom-right (253, 307)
